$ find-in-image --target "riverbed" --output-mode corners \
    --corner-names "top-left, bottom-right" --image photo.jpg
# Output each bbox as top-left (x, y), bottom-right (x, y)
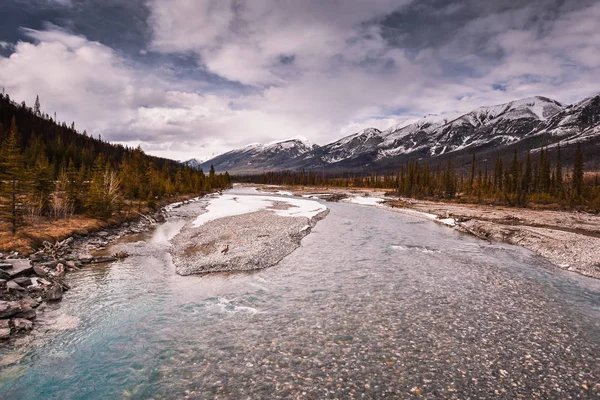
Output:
top-left (0, 188), bottom-right (599, 399)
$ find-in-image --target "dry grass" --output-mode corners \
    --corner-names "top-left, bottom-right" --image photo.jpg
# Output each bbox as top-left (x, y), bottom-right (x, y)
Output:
top-left (0, 193), bottom-right (203, 255)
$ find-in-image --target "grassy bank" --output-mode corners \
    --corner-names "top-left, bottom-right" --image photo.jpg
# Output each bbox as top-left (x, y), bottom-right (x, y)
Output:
top-left (0, 193), bottom-right (205, 255)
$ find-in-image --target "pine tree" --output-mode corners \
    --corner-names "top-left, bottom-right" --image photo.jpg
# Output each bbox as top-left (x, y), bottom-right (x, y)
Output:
top-left (34, 95), bottom-right (41, 116)
top-left (573, 142), bottom-right (584, 200)
top-left (0, 117), bottom-right (25, 234)
top-left (555, 143), bottom-right (563, 196)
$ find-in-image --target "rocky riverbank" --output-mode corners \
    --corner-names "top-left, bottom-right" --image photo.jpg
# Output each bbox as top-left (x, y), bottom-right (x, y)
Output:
top-left (171, 194), bottom-right (329, 275)
top-left (0, 198), bottom-right (199, 342)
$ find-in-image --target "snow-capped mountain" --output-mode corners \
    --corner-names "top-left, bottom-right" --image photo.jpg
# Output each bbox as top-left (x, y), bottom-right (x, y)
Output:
top-left (198, 94), bottom-right (600, 173)
top-left (183, 158), bottom-right (204, 169)
top-left (196, 137), bottom-right (317, 173)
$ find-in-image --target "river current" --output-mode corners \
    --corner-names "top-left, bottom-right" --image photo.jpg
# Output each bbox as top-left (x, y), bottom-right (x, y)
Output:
top-left (1, 189), bottom-right (599, 399)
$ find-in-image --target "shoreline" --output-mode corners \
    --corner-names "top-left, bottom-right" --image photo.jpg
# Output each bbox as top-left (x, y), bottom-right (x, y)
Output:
top-left (252, 184), bottom-right (600, 280)
top-left (0, 195), bottom-right (205, 343)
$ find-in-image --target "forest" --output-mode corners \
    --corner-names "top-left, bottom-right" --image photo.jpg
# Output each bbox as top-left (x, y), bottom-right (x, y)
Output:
top-left (236, 144), bottom-right (600, 212)
top-left (0, 93), bottom-right (230, 241)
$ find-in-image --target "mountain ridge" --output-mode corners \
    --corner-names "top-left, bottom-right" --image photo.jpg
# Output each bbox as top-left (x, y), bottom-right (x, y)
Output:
top-left (193, 94), bottom-right (600, 173)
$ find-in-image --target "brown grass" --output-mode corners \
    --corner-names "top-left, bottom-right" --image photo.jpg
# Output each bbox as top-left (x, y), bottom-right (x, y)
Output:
top-left (0, 193), bottom-right (204, 255)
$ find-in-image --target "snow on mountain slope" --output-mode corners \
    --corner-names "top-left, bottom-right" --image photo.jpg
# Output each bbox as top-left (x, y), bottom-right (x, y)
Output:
top-left (196, 137), bottom-right (317, 172)
top-left (197, 93), bottom-right (599, 173)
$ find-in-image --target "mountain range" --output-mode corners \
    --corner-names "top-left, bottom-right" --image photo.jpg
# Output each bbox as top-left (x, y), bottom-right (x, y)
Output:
top-left (188, 93), bottom-right (600, 174)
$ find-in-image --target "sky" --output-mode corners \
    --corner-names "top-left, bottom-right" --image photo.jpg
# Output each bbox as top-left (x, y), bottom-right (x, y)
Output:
top-left (0, 0), bottom-right (599, 161)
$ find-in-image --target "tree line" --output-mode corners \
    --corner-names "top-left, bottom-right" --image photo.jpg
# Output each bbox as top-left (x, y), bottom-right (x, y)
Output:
top-left (0, 93), bottom-right (230, 235)
top-left (236, 144), bottom-right (600, 211)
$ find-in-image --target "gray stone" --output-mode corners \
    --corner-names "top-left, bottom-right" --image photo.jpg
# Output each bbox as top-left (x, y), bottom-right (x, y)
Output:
top-left (0, 263), bottom-right (12, 271)
top-left (33, 265), bottom-right (48, 276)
top-left (66, 260), bottom-right (82, 269)
top-left (12, 276), bottom-right (32, 287)
top-left (0, 270), bottom-right (11, 281)
top-left (7, 280), bottom-right (26, 292)
top-left (0, 301), bottom-right (23, 318)
top-left (12, 318), bottom-right (33, 331)
top-left (20, 297), bottom-right (40, 309)
top-left (46, 285), bottom-right (63, 301)
top-left (4, 259), bottom-right (34, 278)
top-left (15, 307), bottom-right (36, 320)
top-left (0, 328), bottom-right (10, 340)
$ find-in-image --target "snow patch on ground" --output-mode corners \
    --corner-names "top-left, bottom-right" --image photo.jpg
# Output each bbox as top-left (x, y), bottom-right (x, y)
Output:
top-left (192, 194), bottom-right (327, 227)
top-left (344, 196), bottom-right (385, 206)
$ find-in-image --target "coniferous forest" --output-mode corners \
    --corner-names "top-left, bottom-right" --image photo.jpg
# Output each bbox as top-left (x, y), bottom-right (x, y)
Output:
top-left (0, 93), bottom-right (230, 243)
top-left (236, 144), bottom-right (600, 212)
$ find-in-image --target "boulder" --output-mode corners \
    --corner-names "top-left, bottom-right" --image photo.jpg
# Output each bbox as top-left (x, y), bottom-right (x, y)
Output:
top-left (0, 301), bottom-right (23, 318)
top-left (0, 319), bottom-right (10, 338)
top-left (0, 327), bottom-right (10, 340)
top-left (46, 285), bottom-right (63, 301)
top-left (20, 297), bottom-right (40, 309)
top-left (0, 270), bottom-right (11, 281)
top-left (0, 279), bottom-right (6, 288)
top-left (66, 260), bottom-right (82, 269)
top-left (12, 277), bottom-right (32, 287)
top-left (54, 264), bottom-right (66, 278)
top-left (12, 318), bottom-right (33, 331)
top-left (0, 263), bottom-right (12, 271)
top-left (29, 253), bottom-right (46, 262)
top-left (4, 259), bottom-right (34, 278)
top-left (15, 306), bottom-right (36, 320)
top-left (33, 265), bottom-right (48, 277)
top-left (7, 280), bottom-right (26, 292)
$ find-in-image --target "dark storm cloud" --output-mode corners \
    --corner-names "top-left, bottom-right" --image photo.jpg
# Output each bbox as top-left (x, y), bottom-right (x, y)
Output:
top-left (0, 0), bottom-right (599, 160)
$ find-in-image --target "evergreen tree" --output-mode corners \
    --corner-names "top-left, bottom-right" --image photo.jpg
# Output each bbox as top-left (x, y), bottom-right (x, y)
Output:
top-left (0, 117), bottom-right (25, 234)
top-left (555, 143), bottom-right (563, 196)
top-left (34, 95), bottom-right (41, 116)
top-left (573, 142), bottom-right (584, 200)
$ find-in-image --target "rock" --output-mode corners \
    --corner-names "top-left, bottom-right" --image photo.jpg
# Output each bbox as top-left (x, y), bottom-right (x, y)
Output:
top-left (4, 259), bottom-right (34, 278)
top-left (7, 280), bottom-right (26, 292)
top-left (0, 301), bottom-right (23, 318)
top-left (0, 270), bottom-right (11, 281)
top-left (0, 328), bottom-right (10, 340)
top-left (0, 279), bottom-right (6, 288)
top-left (39, 278), bottom-right (52, 286)
top-left (0, 263), bottom-right (12, 271)
top-left (93, 257), bottom-right (118, 264)
top-left (20, 297), bottom-right (40, 309)
top-left (29, 253), bottom-right (46, 262)
top-left (15, 306), bottom-right (36, 320)
top-left (46, 285), bottom-right (63, 301)
top-left (66, 260), bottom-right (82, 269)
top-left (55, 263), bottom-right (65, 278)
top-left (33, 265), bottom-right (48, 277)
top-left (12, 277), bottom-right (32, 287)
top-left (59, 237), bottom-right (74, 247)
top-left (12, 318), bottom-right (33, 331)
top-left (42, 260), bottom-right (59, 269)
top-left (79, 257), bottom-right (93, 264)
top-left (97, 231), bottom-right (109, 237)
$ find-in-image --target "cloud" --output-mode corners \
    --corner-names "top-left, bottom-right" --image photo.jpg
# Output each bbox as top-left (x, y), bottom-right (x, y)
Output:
top-left (1, 0), bottom-right (600, 162)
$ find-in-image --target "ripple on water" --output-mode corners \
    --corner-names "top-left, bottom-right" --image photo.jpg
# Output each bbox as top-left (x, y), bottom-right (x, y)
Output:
top-left (0, 196), bottom-right (599, 399)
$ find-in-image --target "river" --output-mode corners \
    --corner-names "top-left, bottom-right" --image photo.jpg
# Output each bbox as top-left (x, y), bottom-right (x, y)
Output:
top-left (1, 188), bottom-right (599, 399)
